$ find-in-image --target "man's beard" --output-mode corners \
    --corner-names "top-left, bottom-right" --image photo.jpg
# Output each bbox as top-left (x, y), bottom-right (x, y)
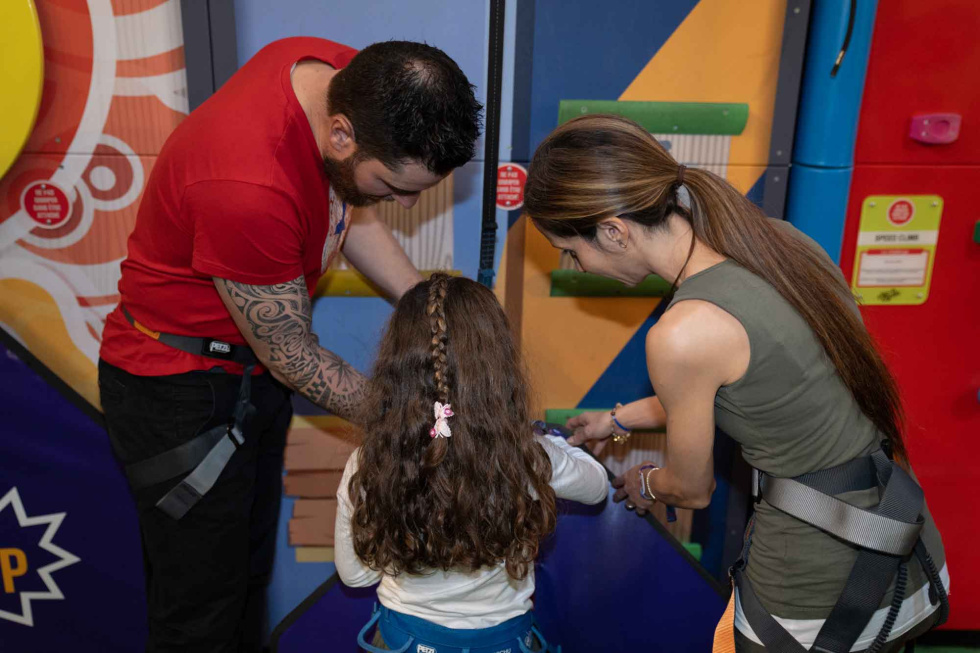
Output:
top-left (322, 153), bottom-right (376, 207)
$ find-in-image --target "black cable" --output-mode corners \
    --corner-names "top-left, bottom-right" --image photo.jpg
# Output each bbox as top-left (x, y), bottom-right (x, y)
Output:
top-left (830, 0), bottom-right (857, 77)
top-left (478, 0), bottom-right (506, 288)
top-left (867, 562), bottom-right (908, 653)
top-left (920, 546), bottom-right (950, 626)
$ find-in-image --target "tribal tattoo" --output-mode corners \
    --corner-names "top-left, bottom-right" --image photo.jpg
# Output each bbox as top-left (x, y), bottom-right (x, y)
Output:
top-left (219, 276), bottom-right (366, 420)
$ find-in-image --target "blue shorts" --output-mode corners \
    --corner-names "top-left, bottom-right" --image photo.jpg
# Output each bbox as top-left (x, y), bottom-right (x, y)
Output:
top-left (357, 604), bottom-right (558, 653)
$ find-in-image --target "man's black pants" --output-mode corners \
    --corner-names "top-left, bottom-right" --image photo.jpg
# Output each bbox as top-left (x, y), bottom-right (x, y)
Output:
top-left (99, 359), bottom-right (293, 653)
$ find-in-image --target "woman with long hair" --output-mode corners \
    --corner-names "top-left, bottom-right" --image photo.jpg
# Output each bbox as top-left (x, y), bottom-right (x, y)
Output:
top-left (335, 274), bottom-right (607, 652)
top-left (523, 114), bottom-right (949, 652)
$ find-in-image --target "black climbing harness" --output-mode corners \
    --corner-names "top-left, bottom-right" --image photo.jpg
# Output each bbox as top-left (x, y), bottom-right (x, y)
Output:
top-left (734, 443), bottom-right (948, 652)
top-left (120, 305), bottom-right (259, 520)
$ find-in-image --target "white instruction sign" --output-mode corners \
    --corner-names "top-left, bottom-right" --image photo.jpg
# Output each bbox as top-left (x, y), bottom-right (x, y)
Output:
top-left (857, 248), bottom-right (929, 287)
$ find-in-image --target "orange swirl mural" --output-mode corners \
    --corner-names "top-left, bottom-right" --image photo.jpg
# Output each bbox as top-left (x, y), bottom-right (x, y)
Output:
top-left (0, 0), bottom-right (188, 406)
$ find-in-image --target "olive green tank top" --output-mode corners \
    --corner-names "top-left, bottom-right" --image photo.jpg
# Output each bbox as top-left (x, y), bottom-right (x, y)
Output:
top-left (666, 220), bottom-right (946, 619)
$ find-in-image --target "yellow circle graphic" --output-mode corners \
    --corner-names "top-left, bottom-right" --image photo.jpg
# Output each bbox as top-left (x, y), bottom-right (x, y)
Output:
top-left (0, 0), bottom-right (44, 179)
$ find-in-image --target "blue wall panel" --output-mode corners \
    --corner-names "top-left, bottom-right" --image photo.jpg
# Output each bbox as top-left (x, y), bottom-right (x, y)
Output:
top-left (792, 0), bottom-right (879, 168)
top-left (526, 0), bottom-right (697, 155)
top-left (234, 0), bottom-right (491, 159)
top-left (785, 165), bottom-right (853, 262)
top-left (786, 0), bottom-right (878, 258)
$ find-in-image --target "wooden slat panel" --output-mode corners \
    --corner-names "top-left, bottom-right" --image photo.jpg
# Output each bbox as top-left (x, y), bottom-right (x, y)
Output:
top-left (293, 498), bottom-right (338, 519)
top-left (289, 498), bottom-right (338, 547)
top-left (285, 424), bottom-right (359, 471)
top-left (283, 470), bottom-right (346, 498)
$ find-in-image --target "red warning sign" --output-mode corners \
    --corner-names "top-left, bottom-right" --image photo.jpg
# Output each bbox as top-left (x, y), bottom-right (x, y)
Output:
top-left (496, 163), bottom-right (527, 210)
top-left (887, 198), bottom-right (914, 226)
top-left (21, 181), bottom-right (71, 229)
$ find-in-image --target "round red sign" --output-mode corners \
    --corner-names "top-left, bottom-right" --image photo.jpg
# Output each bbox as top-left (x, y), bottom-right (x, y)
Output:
top-left (21, 181), bottom-right (71, 229)
top-left (496, 163), bottom-right (527, 210)
top-left (887, 199), bottom-right (914, 226)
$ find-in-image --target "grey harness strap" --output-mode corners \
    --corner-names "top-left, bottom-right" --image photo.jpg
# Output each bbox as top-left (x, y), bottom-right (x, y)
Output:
top-left (120, 305), bottom-right (260, 520)
top-left (735, 446), bottom-right (947, 653)
top-left (760, 453), bottom-right (923, 556)
top-left (124, 426), bottom-right (227, 489)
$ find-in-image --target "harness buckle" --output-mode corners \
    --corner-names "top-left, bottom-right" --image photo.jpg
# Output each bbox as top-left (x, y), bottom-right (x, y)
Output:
top-left (227, 423), bottom-right (245, 447)
top-left (881, 438), bottom-right (894, 460)
top-left (751, 468), bottom-right (762, 504)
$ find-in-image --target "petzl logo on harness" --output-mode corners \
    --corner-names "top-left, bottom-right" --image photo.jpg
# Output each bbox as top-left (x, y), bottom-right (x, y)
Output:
top-left (207, 340), bottom-right (232, 356)
top-left (417, 645), bottom-right (436, 653)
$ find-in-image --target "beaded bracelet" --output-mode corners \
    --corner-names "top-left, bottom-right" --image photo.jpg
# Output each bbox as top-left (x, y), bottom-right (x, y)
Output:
top-left (610, 403), bottom-right (632, 444)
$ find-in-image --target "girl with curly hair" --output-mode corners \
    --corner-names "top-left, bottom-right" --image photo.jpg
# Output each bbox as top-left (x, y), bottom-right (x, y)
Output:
top-left (335, 274), bottom-right (608, 652)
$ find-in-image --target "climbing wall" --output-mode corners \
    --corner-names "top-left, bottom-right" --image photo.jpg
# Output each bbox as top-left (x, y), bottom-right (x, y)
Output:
top-left (0, 1), bottom-right (187, 645)
top-left (0, 0), bottom-right (189, 407)
top-left (838, 0), bottom-right (980, 629)
top-left (499, 0), bottom-right (794, 567)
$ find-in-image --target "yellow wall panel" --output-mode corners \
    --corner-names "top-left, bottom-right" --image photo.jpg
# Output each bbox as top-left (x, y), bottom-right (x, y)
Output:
top-left (621, 0), bottom-right (787, 167)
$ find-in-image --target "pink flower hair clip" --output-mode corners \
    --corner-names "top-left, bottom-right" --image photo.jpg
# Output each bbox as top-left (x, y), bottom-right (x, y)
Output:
top-left (430, 401), bottom-right (454, 439)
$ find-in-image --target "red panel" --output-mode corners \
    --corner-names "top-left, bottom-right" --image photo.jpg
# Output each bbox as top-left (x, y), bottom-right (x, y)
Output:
top-left (855, 1), bottom-right (980, 165)
top-left (841, 165), bottom-right (980, 629)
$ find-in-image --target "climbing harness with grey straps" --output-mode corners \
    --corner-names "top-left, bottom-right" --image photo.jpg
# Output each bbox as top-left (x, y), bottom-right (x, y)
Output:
top-left (735, 444), bottom-right (949, 653)
top-left (120, 305), bottom-right (259, 520)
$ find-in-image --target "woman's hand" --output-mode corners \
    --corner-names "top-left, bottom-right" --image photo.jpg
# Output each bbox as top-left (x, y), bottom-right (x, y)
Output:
top-left (612, 462), bottom-right (656, 516)
top-left (565, 411), bottom-right (615, 455)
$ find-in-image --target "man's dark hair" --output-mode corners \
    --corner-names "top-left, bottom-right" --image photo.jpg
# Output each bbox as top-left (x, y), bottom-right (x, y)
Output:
top-left (328, 41), bottom-right (483, 176)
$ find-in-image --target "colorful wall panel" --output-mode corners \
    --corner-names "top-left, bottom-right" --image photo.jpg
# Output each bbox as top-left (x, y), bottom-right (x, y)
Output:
top-left (0, 0), bottom-right (827, 647)
top-left (513, 0), bottom-right (787, 411)
top-left (839, 0), bottom-right (980, 629)
top-left (0, 0), bottom-right (187, 646)
top-left (0, 339), bottom-right (146, 649)
top-left (0, 0), bottom-right (189, 407)
top-left (502, 0), bottom-right (792, 563)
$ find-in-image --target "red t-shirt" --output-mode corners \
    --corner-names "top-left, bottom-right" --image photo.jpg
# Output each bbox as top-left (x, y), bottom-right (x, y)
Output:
top-left (100, 37), bottom-right (357, 376)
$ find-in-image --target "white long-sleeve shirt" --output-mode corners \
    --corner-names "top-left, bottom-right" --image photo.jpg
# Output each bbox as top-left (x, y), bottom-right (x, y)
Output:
top-left (334, 434), bottom-right (608, 629)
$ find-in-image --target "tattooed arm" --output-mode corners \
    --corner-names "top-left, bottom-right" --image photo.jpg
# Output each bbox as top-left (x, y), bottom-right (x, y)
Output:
top-left (214, 276), bottom-right (366, 421)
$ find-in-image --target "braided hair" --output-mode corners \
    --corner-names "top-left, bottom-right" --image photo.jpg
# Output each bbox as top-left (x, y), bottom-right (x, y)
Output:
top-left (426, 273), bottom-right (451, 405)
top-left (423, 273), bottom-right (452, 466)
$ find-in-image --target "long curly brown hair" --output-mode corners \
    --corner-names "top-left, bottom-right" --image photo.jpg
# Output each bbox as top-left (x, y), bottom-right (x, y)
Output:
top-left (349, 274), bottom-right (556, 580)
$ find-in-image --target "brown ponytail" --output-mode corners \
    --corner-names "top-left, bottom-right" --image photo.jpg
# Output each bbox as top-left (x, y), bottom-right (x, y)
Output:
top-left (525, 114), bottom-right (907, 461)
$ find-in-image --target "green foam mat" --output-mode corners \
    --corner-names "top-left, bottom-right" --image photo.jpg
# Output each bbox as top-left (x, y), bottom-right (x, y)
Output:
top-left (558, 100), bottom-right (749, 135)
top-left (682, 542), bottom-right (703, 561)
top-left (550, 269), bottom-right (672, 297)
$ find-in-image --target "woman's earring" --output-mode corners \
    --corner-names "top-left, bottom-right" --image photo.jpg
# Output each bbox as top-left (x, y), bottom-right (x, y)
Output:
top-left (618, 241), bottom-right (627, 250)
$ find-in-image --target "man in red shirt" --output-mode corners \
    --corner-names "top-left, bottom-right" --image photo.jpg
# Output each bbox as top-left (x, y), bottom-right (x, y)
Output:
top-left (98, 38), bottom-right (481, 652)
